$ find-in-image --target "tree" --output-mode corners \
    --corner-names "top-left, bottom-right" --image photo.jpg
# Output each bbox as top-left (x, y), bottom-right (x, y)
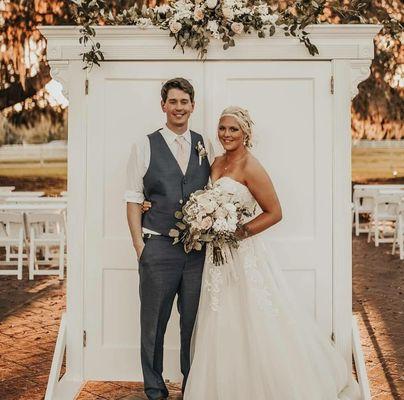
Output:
top-left (0, 0), bottom-right (402, 140)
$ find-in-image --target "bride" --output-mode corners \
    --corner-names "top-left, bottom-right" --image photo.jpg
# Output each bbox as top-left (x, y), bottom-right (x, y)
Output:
top-left (183, 106), bottom-right (360, 400)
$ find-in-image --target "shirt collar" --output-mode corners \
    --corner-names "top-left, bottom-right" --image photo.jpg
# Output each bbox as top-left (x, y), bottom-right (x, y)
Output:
top-left (160, 124), bottom-right (191, 145)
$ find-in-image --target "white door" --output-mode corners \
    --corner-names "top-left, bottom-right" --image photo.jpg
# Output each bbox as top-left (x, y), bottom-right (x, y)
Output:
top-left (205, 61), bottom-right (333, 335)
top-left (84, 62), bottom-right (204, 380)
top-left (84, 60), bottom-right (333, 381)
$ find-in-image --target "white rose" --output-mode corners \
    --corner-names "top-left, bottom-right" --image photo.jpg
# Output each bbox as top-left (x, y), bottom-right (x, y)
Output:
top-left (257, 4), bottom-right (268, 15)
top-left (206, 0), bottom-right (218, 9)
top-left (222, 6), bottom-right (234, 20)
top-left (224, 203), bottom-right (237, 213)
top-left (136, 18), bottom-right (152, 29)
top-left (155, 4), bottom-right (171, 14)
top-left (201, 216), bottom-right (213, 230)
top-left (231, 21), bottom-right (244, 34)
top-left (203, 202), bottom-right (216, 214)
top-left (207, 20), bottom-right (219, 36)
top-left (169, 20), bottom-right (182, 33)
top-left (269, 14), bottom-right (279, 23)
top-left (234, 6), bottom-right (251, 16)
top-left (214, 207), bottom-right (228, 219)
top-left (193, 6), bottom-right (204, 21)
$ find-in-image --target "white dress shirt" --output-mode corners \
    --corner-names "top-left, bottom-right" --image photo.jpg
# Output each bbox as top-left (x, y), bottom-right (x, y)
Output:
top-left (125, 124), bottom-right (214, 234)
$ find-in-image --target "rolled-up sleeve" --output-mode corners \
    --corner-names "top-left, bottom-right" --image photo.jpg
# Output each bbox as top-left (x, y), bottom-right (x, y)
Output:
top-left (124, 141), bottom-right (146, 204)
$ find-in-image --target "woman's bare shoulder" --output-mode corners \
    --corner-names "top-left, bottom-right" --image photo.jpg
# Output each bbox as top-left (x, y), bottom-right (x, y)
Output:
top-left (212, 154), bottom-right (226, 166)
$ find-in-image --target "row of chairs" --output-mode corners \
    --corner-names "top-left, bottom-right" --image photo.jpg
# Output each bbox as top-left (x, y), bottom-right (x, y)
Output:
top-left (352, 185), bottom-right (404, 259)
top-left (0, 211), bottom-right (66, 280)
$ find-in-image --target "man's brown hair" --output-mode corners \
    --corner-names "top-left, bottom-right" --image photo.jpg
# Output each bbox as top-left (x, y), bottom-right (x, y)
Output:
top-left (161, 78), bottom-right (195, 103)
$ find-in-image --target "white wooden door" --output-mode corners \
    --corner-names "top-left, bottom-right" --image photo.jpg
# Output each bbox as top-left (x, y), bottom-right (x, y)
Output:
top-left (84, 62), bottom-right (204, 380)
top-left (205, 62), bottom-right (333, 335)
top-left (84, 60), bottom-right (333, 381)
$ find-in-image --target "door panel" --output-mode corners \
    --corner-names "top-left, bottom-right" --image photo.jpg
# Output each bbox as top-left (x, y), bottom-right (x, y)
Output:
top-left (205, 61), bottom-right (333, 332)
top-left (85, 62), bottom-right (204, 380)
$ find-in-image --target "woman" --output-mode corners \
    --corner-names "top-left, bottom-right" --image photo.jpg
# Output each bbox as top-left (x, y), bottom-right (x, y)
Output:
top-left (183, 106), bottom-right (360, 399)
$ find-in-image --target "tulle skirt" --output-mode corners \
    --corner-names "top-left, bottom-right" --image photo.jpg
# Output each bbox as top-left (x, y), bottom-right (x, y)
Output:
top-left (184, 235), bottom-right (360, 400)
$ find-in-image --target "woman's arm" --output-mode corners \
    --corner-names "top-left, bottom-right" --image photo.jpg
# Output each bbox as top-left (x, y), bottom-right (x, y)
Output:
top-left (238, 157), bottom-right (282, 238)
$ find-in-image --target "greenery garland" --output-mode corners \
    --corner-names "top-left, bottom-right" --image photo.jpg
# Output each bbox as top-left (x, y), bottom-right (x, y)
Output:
top-left (71, 0), bottom-right (401, 70)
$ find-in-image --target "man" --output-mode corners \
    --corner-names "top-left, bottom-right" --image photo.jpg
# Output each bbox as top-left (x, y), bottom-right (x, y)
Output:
top-left (125, 78), bottom-right (213, 400)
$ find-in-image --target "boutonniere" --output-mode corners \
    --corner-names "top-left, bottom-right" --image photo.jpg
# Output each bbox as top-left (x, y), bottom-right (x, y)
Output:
top-left (195, 141), bottom-right (207, 165)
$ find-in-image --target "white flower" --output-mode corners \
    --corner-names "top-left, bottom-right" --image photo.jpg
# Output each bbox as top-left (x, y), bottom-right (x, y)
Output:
top-left (227, 219), bottom-right (237, 232)
top-left (213, 217), bottom-right (229, 233)
top-left (231, 21), bottom-right (244, 34)
top-left (269, 14), bottom-right (279, 23)
top-left (206, 0), bottom-right (218, 9)
top-left (257, 4), bottom-right (269, 15)
top-left (234, 6), bottom-right (251, 16)
top-left (261, 13), bottom-right (278, 24)
top-left (169, 20), bottom-right (183, 33)
top-left (207, 20), bottom-right (220, 38)
top-left (136, 17), bottom-right (152, 29)
top-left (155, 4), bottom-right (171, 14)
top-left (222, 6), bottom-right (234, 20)
top-left (224, 203), bottom-right (237, 213)
top-left (193, 6), bottom-right (204, 21)
top-left (172, 0), bottom-right (193, 20)
top-left (201, 216), bottom-right (213, 230)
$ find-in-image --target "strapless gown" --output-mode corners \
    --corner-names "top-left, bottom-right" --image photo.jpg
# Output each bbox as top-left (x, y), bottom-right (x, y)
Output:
top-left (184, 176), bottom-right (360, 400)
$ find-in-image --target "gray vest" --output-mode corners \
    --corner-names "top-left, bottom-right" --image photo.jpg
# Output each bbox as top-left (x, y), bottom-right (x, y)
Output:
top-left (142, 129), bottom-right (211, 236)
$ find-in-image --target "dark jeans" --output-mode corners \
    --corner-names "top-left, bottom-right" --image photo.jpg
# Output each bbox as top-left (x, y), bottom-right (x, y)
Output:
top-left (139, 235), bottom-right (206, 400)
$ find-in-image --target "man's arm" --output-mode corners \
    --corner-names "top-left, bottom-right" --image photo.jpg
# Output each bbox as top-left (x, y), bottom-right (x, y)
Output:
top-left (124, 141), bottom-right (147, 259)
top-left (127, 202), bottom-right (144, 260)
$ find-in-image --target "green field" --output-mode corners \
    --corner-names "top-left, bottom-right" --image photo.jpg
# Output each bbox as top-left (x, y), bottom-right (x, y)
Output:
top-left (1, 148), bottom-right (404, 191)
top-left (352, 147), bottom-right (404, 183)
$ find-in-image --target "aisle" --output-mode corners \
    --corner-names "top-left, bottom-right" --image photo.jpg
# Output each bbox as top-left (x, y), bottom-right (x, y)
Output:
top-left (0, 235), bottom-right (402, 399)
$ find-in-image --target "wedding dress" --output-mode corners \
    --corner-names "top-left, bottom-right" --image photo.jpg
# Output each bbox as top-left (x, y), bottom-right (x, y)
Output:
top-left (184, 176), bottom-right (361, 400)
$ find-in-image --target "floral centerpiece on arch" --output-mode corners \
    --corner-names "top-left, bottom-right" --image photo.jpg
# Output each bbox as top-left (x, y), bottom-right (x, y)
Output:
top-left (73, 0), bottom-right (321, 69)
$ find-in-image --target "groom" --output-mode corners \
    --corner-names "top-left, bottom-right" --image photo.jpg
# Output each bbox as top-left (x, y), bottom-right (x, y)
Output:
top-left (125, 78), bottom-right (212, 400)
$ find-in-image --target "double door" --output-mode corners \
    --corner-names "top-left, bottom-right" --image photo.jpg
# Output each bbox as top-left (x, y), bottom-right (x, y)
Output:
top-left (84, 60), bottom-right (333, 379)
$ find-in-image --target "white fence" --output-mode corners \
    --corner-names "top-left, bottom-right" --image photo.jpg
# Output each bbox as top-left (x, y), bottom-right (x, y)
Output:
top-left (352, 140), bottom-right (404, 149)
top-left (0, 141), bottom-right (67, 163)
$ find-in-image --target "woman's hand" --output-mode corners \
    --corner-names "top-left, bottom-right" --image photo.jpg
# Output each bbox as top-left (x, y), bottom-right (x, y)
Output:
top-left (142, 200), bottom-right (152, 213)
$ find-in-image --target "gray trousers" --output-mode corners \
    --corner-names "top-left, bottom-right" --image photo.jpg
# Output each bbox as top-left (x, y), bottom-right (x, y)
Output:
top-left (139, 235), bottom-right (206, 400)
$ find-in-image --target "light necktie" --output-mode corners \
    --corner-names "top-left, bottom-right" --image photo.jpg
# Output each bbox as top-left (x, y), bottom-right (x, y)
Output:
top-left (176, 135), bottom-right (188, 174)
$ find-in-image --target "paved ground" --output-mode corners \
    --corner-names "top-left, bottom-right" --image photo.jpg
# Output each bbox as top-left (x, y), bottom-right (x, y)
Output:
top-left (0, 235), bottom-right (402, 399)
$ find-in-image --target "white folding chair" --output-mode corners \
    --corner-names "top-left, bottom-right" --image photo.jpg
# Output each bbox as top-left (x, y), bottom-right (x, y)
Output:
top-left (26, 211), bottom-right (66, 280)
top-left (392, 202), bottom-right (404, 260)
top-left (368, 193), bottom-right (401, 247)
top-left (353, 188), bottom-right (377, 236)
top-left (0, 212), bottom-right (25, 279)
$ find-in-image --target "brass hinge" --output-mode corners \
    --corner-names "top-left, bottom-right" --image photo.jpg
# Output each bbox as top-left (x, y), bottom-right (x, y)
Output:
top-left (330, 76), bottom-right (334, 94)
top-left (83, 330), bottom-right (87, 347)
top-left (331, 332), bottom-right (335, 342)
top-left (85, 79), bottom-right (89, 95)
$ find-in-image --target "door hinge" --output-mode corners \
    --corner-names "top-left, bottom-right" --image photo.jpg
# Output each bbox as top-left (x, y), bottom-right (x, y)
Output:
top-left (83, 330), bottom-right (87, 347)
top-left (85, 79), bottom-right (89, 95)
top-left (331, 332), bottom-right (335, 342)
top-left (330, 76), bottom-right (334, 94)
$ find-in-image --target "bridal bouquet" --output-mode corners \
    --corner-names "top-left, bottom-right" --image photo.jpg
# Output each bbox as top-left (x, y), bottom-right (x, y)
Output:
top-left (169, 184), bottom-right (254, 265)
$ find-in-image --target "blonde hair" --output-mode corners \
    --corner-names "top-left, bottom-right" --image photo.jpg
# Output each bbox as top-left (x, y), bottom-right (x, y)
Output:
top-left (220, 106), bottom-right (254, 148)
